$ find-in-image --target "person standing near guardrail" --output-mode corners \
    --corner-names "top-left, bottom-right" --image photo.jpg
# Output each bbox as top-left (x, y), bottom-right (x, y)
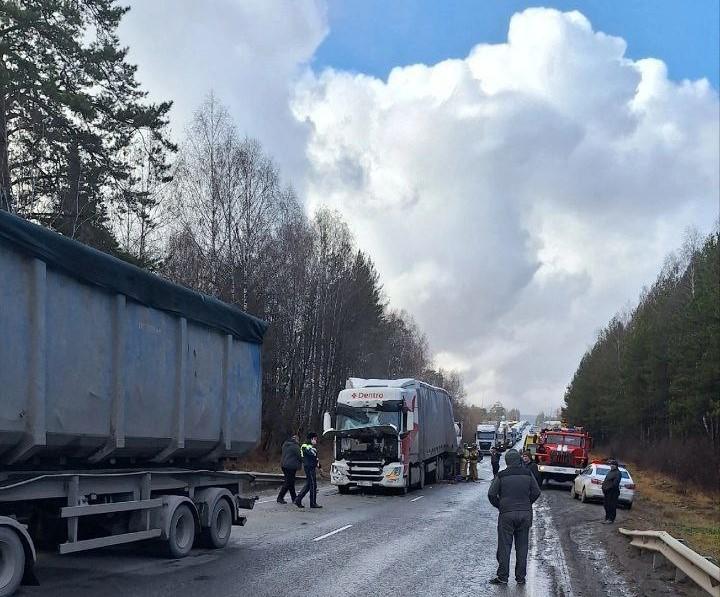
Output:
top-left (295, 432), bottom-right (323, 509)
top-left (277, 433), bottom-right (302, 504)
top-left (487, 449), bottom-right (541, 586)
top-left (602, 459), bottom-right (621, 524)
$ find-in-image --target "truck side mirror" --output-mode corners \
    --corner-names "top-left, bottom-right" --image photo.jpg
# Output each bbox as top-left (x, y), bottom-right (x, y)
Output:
top-left (406, 410), bottom-right (414, 432)
top-left (323, 412), bottom-right (332, 435)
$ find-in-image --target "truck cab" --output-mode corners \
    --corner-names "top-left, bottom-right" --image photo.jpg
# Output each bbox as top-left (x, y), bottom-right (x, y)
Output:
top-left (324, 378), bottom-right (457, 493)
top-left (475, 423), bottom-right (498, 454)
top-left (535, 426), bottom-right (592, 484)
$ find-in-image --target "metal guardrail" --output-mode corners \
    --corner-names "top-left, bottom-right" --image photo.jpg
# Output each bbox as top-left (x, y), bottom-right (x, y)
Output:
top-left (619, 528), bottom-right (720, 597)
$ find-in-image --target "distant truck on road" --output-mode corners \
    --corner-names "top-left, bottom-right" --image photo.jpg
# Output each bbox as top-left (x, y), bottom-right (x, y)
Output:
top-left (475, 422), bottom-right (499, 454)
top-left (0, 212), bottom-right (266, 596)
top-left (323, 378), bottom-right (459, 493)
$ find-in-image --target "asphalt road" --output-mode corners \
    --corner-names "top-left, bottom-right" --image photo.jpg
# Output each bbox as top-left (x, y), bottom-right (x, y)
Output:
top-left (18, 455), bottom-right (572, 597)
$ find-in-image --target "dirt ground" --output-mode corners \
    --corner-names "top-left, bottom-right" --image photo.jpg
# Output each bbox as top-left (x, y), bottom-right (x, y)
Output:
top-left (540, 481), bottom-right (709, 597)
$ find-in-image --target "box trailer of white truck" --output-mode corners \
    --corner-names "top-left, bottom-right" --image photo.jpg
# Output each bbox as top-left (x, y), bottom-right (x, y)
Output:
top-left (0, 211), bottom-right (267, 596)
top-left (323, 378), bottom-right (458, 493)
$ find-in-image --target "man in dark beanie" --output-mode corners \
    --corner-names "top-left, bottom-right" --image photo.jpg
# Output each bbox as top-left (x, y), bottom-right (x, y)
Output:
top-left (295, 432), bottom-right (323, 509)
top-left (487, 448), bottom-right (541, 586)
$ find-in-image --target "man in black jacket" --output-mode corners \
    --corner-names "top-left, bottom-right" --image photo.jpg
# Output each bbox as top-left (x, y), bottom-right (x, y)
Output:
top-left (602, 459), bottom-right (622, 524)
top-left (490, 447), bottom-right (501, 477)
top-left (277, 433), bottom-right (302, 504)
top-left (487, 449), bottom-right (541, 586)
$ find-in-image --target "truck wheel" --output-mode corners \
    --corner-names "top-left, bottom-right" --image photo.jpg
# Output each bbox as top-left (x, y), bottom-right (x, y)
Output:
top-left (202, 499), bottom-right (232, 549)
top-left (0, 527), bottom-right (25, 597)
top-left (166, 504), bottom-right (195, 558)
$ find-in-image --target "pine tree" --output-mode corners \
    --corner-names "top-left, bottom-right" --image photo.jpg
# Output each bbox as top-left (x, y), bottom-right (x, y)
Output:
top-left (0, 0), bottom-right (174, 252)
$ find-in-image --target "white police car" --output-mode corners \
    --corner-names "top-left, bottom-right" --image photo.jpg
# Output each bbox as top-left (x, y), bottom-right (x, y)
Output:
top-left (570, 462), bottom-right (636, 508)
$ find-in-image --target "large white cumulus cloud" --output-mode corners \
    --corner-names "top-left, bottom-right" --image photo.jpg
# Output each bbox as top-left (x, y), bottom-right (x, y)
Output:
top-left (292, 8), bottom-right (719, 412)
top-left (121, 0), bottom-right (328, 182)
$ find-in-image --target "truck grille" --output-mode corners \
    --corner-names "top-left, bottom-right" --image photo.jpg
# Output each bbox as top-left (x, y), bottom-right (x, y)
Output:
top-left (550, 450), bottom-right (571, 466)
top-left (347, 461), bottom-right (384, 482)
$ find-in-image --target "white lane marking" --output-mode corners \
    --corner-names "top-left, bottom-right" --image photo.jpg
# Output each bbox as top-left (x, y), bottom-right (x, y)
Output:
top-left (313, 524), bottom-right (353, 542)
top-left (257, 499), bottom-right (277, 504)
top-left (410, 495), bottom-right (425, 502)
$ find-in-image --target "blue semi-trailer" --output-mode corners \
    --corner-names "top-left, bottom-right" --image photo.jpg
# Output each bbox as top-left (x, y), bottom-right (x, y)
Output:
top-left (0, 211), bottom-right (267, 596)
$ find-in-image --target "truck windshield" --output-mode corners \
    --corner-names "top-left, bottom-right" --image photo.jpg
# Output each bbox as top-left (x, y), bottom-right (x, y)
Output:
top-left (545, 434), bottom-right (583, 446)
top-left (336, 409), bottom-right (401, 432)
top-left (477, 432), bottom-right (495, 439)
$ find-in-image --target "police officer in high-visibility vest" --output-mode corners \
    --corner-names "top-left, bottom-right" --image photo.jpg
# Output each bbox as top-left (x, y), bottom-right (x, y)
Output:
top-left (295, 432), bottom-right (322, 508)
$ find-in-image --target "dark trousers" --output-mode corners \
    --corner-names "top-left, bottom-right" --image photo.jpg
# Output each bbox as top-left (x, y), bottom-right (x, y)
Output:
top-left (496, 511), bottom-right (532, 582)
top-left (277, 467), bottom-right (298, 502)
top-left (295, 466), bottom-right (318, 506)
top-left (492, 465), bottom-right (499, 477)
top-left (603, 490), bottom-right (619, 521)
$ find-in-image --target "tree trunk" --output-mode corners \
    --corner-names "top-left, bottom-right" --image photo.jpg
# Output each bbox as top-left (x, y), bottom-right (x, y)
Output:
top-left (0, 92), bottom-right (12, 211)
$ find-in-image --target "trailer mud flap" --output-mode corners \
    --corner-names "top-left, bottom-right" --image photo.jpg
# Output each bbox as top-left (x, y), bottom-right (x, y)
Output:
top-left (236, 496), bottom-right (256, 510)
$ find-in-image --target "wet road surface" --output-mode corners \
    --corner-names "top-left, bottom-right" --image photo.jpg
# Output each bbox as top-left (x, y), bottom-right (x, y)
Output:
top-left (18, 457), bottom-right (574, 597)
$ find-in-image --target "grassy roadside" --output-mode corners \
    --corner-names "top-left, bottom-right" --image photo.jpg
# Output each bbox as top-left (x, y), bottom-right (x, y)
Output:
top-left (596, 453), bottom-right (720, 561)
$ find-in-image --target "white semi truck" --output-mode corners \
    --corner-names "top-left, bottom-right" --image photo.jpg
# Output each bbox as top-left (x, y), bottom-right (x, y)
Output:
top-left (475, 422), bottom-right (498, 454)
top-left (323, 378), bottom-right (459, 493)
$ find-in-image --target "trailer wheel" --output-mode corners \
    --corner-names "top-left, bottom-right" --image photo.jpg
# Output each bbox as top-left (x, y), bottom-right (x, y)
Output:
top-left (166, 504), bottom-right (195, 558)
top-left (202, 498), bottom-right (232, 549)
top-left (0, 527), bottom-right (25, 597)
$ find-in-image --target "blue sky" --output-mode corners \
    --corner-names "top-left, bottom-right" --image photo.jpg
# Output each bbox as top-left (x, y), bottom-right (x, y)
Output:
top-left (313, 0), bottom-right (720, 87)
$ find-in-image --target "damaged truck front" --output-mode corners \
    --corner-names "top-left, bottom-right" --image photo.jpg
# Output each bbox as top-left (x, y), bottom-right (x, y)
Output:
top-left (323, 378), bottom-right (458, 494)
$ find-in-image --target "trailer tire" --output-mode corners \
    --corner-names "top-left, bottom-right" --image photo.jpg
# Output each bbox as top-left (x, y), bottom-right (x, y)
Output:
top-left (202, 498), bottom-right (232, 549)
top-left (166, 504), bottom-right (195, 558)
top-left (0, 527), bottom-right (25, 597)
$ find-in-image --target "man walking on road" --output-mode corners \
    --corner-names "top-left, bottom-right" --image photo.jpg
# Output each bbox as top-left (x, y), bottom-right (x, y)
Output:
top-left (602, 459), bottom-right (622, 524)
top-left (490, 447), bottom-right (500, 477)
top-left (487, 449), bottom-right (541, 586)
top-left (277, 433), bottom-right (302, 504)
top-left (295, 432), bottom-right (323, 509)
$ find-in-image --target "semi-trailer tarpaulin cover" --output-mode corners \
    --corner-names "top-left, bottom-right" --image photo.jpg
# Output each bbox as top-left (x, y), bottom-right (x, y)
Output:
top-left (0, 210), bottom-right (268, 344)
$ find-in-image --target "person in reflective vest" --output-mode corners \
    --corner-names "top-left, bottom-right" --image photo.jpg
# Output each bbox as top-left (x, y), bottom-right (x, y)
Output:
top-left (294, 432), bottom-right (323, 509)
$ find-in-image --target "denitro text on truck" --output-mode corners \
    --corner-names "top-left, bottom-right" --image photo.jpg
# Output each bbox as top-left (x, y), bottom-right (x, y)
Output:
top-left (0, 211), bottom-right (267, 597)
top-left (323, 378), bottom-right (459, 494)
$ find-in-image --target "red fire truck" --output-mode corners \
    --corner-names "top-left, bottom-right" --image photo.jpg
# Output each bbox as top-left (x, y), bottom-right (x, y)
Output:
top-left (534, 425), bottom-right (592, 484)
